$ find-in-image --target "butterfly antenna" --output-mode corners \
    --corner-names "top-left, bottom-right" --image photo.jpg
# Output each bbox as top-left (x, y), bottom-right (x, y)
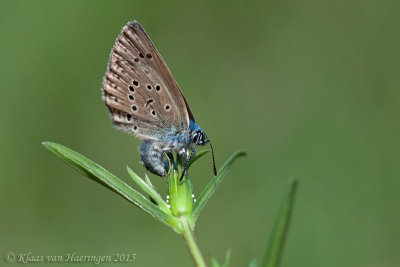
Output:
top-left (204, 134), bottom-right (217, 176)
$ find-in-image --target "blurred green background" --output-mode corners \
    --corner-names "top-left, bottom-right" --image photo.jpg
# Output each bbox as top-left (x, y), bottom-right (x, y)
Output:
top-left (1, 0), bottom-right (399, 266)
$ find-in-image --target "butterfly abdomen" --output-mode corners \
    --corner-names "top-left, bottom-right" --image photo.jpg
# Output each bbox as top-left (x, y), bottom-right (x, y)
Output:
top-left (140, 141), bottom-right (166, 177)
top-left (139, 129), bottom-right (192, 177)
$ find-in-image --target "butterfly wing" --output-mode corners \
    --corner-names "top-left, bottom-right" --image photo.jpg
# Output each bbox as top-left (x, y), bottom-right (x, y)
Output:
top-left (102, 21), bottom-right (194, 141)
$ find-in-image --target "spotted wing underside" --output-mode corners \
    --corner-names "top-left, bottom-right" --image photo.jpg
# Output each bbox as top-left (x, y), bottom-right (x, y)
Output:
top-left (102, 21), bottom-right (193, 141)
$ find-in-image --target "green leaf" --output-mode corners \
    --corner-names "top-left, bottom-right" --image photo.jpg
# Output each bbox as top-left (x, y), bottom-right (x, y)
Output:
top-left (144, 174), bottom-right (157, 191)
top-left (262, 179), bottom-right (298, 267)
top-left (190, 150), bottom-right (246, 224)
top-left (221, 249), bottom-right (231, 267)
top-left (249, 258), bottom-right (258, 267)
top-left (211, 257), bottom-right (221, 267)
top-left (211, 249), bottom-right (231, 267)
top-left (126, 167), bottom-right (170, 214)
top-left (42, 141), bottom-right (179, 231)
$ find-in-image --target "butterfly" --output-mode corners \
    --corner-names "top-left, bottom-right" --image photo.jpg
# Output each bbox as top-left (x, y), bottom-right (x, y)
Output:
top-left (102, 21), bottom-right (216, 178)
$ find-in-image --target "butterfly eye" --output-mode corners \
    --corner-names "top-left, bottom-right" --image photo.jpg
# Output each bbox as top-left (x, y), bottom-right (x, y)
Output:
top-left (192, 133), bottom-right (199, 143)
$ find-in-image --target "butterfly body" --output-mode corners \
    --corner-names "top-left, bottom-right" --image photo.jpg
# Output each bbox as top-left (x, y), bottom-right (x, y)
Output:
top-left (102, 21), bottom-right (214, 177)
top-left (140, 119), bottom-right (205, 176)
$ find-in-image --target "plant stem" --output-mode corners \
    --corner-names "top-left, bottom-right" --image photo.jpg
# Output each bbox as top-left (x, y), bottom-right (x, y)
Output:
top-left (180, 217), bottom-right (207, 267)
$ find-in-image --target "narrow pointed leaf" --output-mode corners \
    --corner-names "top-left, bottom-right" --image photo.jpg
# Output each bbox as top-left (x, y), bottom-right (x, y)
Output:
top-left (144, 174), bottom-right (165, 202)
top-left (144, 174), bottom-right (157, 191)
top-left (221, 249), bottom-right (231, 267)
top-left (211, 249), bottom-right (231, 267)
top-left (262, 179), bottom-right (298, 267)
top-left (190, 150), bottom-right (246, 223)
top-left (211, 258), bottom-right (221, 267)
top-left (249, 258), bottom-right (258, 267)
top-left (127, 166), bottom-right (170, 214)
top-left (42, 142), bottom-right (179, 230)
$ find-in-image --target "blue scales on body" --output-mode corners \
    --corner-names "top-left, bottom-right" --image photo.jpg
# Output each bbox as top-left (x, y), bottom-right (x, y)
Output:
top-left (140, 119), bottom-right (206, 177)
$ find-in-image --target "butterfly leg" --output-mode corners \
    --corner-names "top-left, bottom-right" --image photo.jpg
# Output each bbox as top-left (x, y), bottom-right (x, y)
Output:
top-left (179, 147), bottom-right (195, 182)
top-left (163, 151), bottom-right (172, 176)
top-left (140, 141), bottom-right (166, 177)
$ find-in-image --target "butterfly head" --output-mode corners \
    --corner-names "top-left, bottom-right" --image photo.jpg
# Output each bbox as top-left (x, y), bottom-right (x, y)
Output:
top-left (189, 120), bottom-right (207, 146)
top-left (191, 129), bottom-right (207, 146)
